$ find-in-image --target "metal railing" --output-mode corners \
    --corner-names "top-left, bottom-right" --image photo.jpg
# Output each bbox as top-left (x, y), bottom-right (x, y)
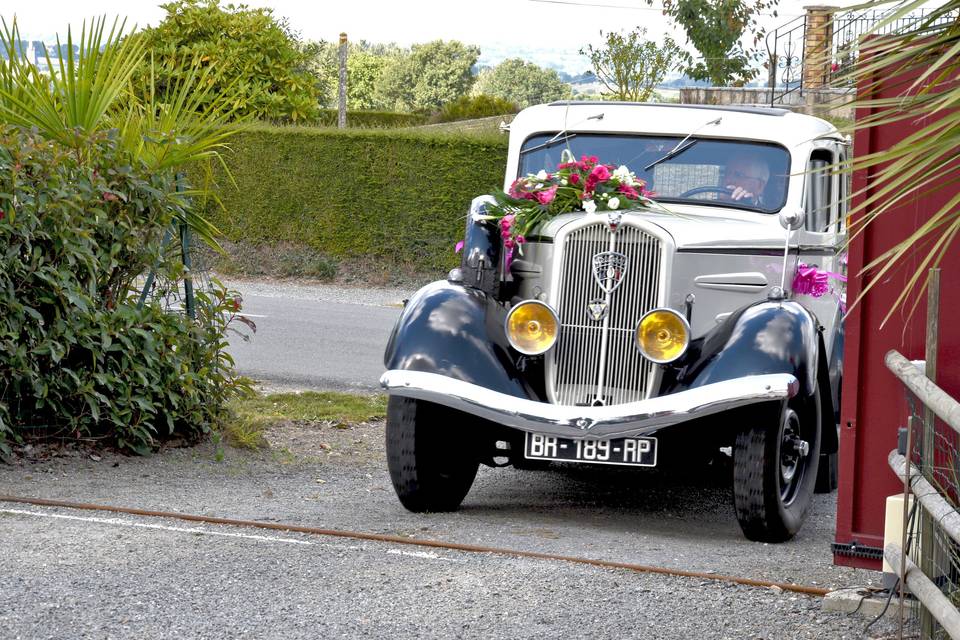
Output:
top-left (885, 269), bottom-right (960, 639)
top-left (765, 6), bottom-right (953, 106)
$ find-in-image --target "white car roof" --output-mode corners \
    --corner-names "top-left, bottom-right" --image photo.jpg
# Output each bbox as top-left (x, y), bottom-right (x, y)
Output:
top-left (507, 101), bottom-right (840, 154)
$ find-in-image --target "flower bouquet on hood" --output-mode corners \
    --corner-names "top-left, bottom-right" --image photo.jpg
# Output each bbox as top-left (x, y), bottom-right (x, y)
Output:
top-left (485, 152), bottom-right (657, 252)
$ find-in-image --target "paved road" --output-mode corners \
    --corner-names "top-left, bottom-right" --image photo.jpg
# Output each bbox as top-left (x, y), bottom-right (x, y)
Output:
top-left (226, 281), bottom-right (411, 392)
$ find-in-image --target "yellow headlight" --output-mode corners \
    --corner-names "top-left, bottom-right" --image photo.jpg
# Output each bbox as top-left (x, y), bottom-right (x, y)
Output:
top-left (635, 308), bottom-right (690, 364)
top-left (505, 301), bottom-right (560, 355)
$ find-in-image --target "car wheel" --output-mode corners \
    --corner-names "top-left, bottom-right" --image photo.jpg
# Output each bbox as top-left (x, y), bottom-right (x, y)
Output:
top-left (386, 396), bottom-right (480, 512)
top-left (733, 387), bottom-right (822, 542)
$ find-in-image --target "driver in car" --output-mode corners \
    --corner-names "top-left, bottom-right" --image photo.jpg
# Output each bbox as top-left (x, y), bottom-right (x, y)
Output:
top-left (723, 155), bottom-right (770, 205)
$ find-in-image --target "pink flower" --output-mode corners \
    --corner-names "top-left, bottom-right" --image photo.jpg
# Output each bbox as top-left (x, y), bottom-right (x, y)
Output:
top-left (503, 237), bottom-right (515, 250)
top-left (618, 184), bottom-right (639, 199)
top-left (500, 214), bottom-right (514, 229)
top-left (569, 173), bottom-right (581, 185)
top-left (589, 155), bottom-right (598, 164)
top-left (535, 185), bottom-right (558, 204)
top-left (454, 240), bottom-right (464, 253)
top-left (589, 164), bottom-right (611, 181)
top-left (516, 235), bottom-right (526, 244)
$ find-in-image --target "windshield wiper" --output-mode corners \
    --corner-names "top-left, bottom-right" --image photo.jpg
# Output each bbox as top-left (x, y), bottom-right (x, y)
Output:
top-left (519, 133), bottom-right (579, 157)
top-left (518, 110), bottom-right (604, 158)
top-left (643, 116), bottom-right (722, 172)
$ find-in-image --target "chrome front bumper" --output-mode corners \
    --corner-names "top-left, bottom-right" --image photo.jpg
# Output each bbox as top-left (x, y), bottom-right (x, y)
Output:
top-left (379, 370), bottom-right (799, 440)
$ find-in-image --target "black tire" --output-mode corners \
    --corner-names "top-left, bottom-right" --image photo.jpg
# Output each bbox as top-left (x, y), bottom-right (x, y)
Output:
top-left (815, 450), bottom-right (839, 494)
top-left (386, 396), bottom-right (480, 512)
top-left (733, 387), bottom-right (822, 542)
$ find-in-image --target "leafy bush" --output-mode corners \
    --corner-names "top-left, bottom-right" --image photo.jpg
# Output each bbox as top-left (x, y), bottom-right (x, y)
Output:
top-left (0, 128), bottom-right (249, 454)
top-left (135, 0), bottom-right (320, 123)
top-left (203, 125), bottom-right (508, 276)
top-left (431, 94), bottom-right (519, 123)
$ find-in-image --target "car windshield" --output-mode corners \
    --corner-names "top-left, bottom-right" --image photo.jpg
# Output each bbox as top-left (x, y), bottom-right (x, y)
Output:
top-left (518, 133), bottom-right (791, 213)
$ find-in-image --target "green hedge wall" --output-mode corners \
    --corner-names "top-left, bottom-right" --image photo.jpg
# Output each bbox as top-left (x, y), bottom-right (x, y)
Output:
top-left (206, 125), bottom-right (508, 274)
top-left (315, 109), bottom-right (429, 128)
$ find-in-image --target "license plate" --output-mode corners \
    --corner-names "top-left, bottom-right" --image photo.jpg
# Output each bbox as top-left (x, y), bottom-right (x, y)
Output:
top-left (524, 433), bottom-right (657, 467)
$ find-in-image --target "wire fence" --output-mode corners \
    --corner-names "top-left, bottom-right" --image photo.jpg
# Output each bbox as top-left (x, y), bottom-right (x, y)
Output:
top-left (886, 345), bottom-right (960, 639)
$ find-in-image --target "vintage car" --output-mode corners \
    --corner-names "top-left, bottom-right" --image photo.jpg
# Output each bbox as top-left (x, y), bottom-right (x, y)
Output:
top-left (381, 101), bottom-right (847, 542)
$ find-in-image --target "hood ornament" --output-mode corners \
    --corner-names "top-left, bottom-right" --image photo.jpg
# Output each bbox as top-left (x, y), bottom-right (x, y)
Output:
top-left (606, 211), bottom-right (623, 232)
top-left (592, 251), bottom-right (628, 294)
top-left (586, 298), bottom-right (609, 322)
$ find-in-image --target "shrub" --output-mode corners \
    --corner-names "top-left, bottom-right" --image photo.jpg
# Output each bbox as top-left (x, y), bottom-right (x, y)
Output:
top-left (0, 128), bottom-right (248, 454)
top-left (431, 94), bottom-right (519, 123)
top-left (203, 125), bottom-right (508, 276)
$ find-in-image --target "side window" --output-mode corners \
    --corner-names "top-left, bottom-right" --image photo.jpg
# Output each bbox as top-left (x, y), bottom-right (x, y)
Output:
top-left (836, 151), bottom-right (850, 233)
top-left (807, 149), bottom-right (834, 233)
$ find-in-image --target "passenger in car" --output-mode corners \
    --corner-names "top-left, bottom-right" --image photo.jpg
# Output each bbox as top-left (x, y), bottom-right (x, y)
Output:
top-left (723, 154), bottom-right (770, 205)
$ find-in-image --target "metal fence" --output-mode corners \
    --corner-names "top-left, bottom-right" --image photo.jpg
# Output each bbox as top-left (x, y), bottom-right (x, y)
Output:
top-left (765, 6), bottom-right (956, 107)
top-left (884, 271), bottom-right (960, 639)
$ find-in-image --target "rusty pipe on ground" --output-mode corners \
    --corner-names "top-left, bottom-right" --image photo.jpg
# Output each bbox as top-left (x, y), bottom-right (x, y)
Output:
top-left (0, 494), bottom-right (830, 597)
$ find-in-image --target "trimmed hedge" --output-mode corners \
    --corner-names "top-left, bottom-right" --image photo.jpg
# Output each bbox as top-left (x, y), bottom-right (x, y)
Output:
top-left (206, 125), bottom-right (508, 274)
top-left (314, 109), bottom-right (429, 128)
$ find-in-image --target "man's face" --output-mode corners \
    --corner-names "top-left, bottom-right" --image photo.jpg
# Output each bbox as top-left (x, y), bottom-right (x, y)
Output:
top-left (724, 159), bottom-right (768, 203)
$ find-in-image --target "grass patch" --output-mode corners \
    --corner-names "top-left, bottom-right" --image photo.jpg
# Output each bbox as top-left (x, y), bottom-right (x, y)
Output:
top-left (223, 391), bottom-right (388, 450)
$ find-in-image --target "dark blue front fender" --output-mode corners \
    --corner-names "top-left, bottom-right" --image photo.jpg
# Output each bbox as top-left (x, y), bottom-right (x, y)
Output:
top-left (668, 299), bottom-right (820, 397)
top-left (383, 281), bottom-right (538, 399)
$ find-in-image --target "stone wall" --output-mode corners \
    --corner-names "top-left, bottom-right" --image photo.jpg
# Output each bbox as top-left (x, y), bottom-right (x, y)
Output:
top-left (678, 86), bottom-right (855, 121)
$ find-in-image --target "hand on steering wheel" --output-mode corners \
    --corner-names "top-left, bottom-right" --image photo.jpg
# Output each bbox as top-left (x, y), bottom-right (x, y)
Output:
top-left (679, 185), bottom-right (758, 203)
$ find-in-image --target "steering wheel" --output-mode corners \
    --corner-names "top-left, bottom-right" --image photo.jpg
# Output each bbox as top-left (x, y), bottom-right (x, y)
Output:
top-left (679, 186), bottom-right (736, 198)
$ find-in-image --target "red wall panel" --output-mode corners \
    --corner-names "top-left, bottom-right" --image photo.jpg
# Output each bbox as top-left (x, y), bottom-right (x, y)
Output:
top-left (834, 57), bottom-right (960, 569)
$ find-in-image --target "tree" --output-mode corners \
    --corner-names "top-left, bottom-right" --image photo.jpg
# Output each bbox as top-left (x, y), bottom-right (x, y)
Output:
top-left (377, 40), bottom-right (479, 112)
top-left (473, 58), bottom-right (570, 108)
top-left (650, 0), bottom-right (777, 86)
top-left (580, 28), bottom-right (682, 102)
top-left (306, 40), bottom-right (402, 110)
top-left (136, 0), bottom-right (320, 122)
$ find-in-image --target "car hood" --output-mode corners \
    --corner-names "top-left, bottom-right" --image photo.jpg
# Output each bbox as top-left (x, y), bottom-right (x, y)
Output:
top-left (560, 204), bottom-right (788, 251)
top-left (540, 204), bottom-right (788, 251)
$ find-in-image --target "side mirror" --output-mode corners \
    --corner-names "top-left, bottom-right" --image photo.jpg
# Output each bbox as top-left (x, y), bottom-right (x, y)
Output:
top-left (779, 208), bottom-right (805, 231)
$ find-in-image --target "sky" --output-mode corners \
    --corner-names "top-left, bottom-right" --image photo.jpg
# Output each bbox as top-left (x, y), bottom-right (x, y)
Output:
top-left (4, 0), bottom-right (879, 74)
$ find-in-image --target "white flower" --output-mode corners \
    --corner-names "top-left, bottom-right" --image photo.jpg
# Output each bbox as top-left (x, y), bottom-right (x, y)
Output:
top-left (583, 200), bottom-right (597, 214)
top-left (535, 169), bottom-right (548, 181)
top-left (613, 165), bottom-right (632, 182)
top-left (608, 197), bottom-right (620, 210)
top-left (561, 179), bottom-right (568, 186)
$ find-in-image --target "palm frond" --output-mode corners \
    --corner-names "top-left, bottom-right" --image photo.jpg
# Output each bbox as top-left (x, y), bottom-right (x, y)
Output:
top-left (830, 0), bottom-right (960, 325)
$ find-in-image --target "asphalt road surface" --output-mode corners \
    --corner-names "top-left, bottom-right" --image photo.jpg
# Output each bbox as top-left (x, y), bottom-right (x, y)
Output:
top-left (1, 435), bottom-right (896, 640)
top-left (226, 280), bottom-right (412, 392)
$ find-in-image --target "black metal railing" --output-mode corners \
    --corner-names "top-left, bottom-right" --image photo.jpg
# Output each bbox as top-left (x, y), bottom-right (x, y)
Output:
top-left (765, 6), bottom-right (956, 106)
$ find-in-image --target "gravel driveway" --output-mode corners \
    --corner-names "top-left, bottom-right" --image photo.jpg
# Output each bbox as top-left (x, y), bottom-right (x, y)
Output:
top-left (1, 418), bottom-right (896, 639)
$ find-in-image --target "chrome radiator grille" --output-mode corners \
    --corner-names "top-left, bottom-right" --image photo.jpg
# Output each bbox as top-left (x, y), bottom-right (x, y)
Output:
top-left (549, 220), bottom-right (663, 406)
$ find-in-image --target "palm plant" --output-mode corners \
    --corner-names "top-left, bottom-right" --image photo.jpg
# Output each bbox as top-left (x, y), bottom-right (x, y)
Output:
top-left (833, 0), bottom-right (960, 324)
top-left (0, 16), bottom-right (245, 247)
